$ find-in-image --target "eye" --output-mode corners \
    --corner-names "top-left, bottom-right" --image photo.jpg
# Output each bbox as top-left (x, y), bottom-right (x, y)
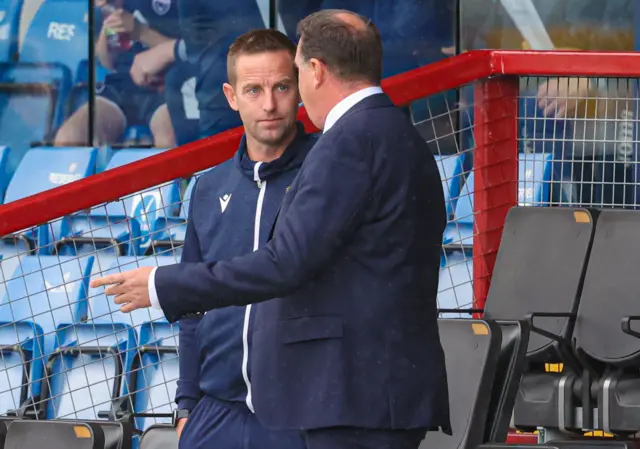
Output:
top-left (276, 84), bottom-right (289, 92)
top-left (247, 87), bottom-right (259, 95)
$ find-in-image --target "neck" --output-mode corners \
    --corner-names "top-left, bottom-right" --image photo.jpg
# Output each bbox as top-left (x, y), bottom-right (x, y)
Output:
top-left (334, 81), bottom-right (377, 104)
top-left (319, 81), bottom-right (377, 129)
top-left (245, 127), bottom-right (297, 163)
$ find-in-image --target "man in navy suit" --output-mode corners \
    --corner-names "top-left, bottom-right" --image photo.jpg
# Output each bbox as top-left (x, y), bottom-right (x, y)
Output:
top-left (92, 9), bottom-right (451, 449)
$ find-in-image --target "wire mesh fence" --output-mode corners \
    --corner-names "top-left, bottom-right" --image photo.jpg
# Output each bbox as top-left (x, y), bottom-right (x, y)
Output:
top-left (0, 72), bottom-right (638, 441)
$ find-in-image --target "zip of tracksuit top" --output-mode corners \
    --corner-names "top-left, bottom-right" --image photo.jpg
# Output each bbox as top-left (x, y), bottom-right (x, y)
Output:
top-left (175, 123), bottom-right (316, 413)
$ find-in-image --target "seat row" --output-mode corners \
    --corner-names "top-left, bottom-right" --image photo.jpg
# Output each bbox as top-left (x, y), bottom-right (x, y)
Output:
top-left (0, 147), bottom-right (555, 260)
top-left (0, 254), bottom-right (178, 435)
top-left (432, 206), bottom-right (640, 449)
top-left (0, 417), bottom-right (176, 449)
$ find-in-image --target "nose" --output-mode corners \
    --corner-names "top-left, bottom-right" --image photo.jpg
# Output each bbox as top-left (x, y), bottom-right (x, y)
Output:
top-left (262, 90), bottom-right (276, 113)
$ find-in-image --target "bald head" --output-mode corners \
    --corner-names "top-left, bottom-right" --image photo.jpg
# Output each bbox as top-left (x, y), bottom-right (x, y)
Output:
top-left (334, 11), bottom-right (367, 29)
top-left (296, 9), bottom-right (382, 85)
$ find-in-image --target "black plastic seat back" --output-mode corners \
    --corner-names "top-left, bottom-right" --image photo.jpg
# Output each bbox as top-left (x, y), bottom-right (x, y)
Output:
top-left (139, 424), bottom-right (177, 449)
top-left (484, 207), bottom-right (596, 359)
top-left (97, 421), bottom-right (132, 449)
top-left (575, 209), bottom-right (640, 365)
top-left (484, 320), bottom-right (530, 442)
top-left (420, 319), bottom-right (501, 449)
top-left (5, 420), bottom-right (105, 449)
top-left (0, 418), bottom-right (12, 448)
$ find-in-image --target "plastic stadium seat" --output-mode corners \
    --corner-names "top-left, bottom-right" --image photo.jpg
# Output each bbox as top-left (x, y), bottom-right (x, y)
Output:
top-left (572, 209), bottom-right (640, 434)
top-left (438, 249), bottom-right (473, 318)
top-left (0, 254), bottom-right (94, 415)
top-left (0, 144), bottom-right (11, 202)
top-left (5, 419), bottom-right (105, 448)
top-left (66, 60), bottom-right (109, 116)
top-left (61, 149), bottom-right (181, 257)
top-left (132, 320), bottom-right (179, 432)
top-left (435, 153), bottom-right (465, 219)
top-left (44, 256), bottom-right (175, 421)
top-left (19, 0), bottom-right (89, 81)
top-left (5, 146), bottom-right (97, 201)
top-left (443, 153), bottom-right (555, 247)
top-left (0, 417), bottom-right (13, 447)
top-left (518, 153), bottom-right (553, 206)
top-left (419, 319), bottom-right (502, 449)
top-left (2, 146), bottom-right (97, 255)
top-left (0, 63), bottom-right (72, 171)
top-left (139, 424), bottom-right (178, 449)
top-left (149, 173), bottom-right (201, 256)
top-left (0, 0), bottom-right (22, 62)
top-left (483, 208), bottom-right (596, 433)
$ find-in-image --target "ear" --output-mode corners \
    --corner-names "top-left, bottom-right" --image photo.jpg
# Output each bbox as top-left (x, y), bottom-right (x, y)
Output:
top-left (309, 58), bottom-right (325, 89)
top-left (222, 83), bottom-right (238, 111)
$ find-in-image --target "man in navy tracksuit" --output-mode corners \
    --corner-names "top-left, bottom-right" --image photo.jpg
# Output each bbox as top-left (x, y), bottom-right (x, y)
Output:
top-left (173, 30), bottom-right (313, 449)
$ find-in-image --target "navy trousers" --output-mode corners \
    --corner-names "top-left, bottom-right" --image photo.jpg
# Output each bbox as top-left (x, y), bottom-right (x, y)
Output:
top-left (179, 396), bottom-right (306, 449)
top-left (303, 427), bottom-right (428, 449)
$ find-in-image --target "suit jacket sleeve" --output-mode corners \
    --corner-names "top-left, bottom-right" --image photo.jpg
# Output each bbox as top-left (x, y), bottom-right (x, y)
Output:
top-left (156, 129), bottom-right (373, 322)
top-left (174, 181), bottom-right (203, 411)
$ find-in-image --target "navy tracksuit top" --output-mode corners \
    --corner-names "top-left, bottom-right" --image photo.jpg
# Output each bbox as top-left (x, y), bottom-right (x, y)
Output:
top-left (175, 124), bottom-right (316, 412)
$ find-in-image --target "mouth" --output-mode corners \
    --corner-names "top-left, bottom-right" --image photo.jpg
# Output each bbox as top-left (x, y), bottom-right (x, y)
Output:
top-left (259, 118), bottom-right (283, 123)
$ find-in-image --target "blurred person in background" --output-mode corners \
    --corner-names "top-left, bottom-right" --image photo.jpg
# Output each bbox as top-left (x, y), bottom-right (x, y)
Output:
top-left (172, 29), bottom-right (314, 449)
top-left (460, 0), bottom-right (637, 207)
top-left (53, 0), bottom-right (182, 147)
top-left (117, 1), bottom-right (265, 140)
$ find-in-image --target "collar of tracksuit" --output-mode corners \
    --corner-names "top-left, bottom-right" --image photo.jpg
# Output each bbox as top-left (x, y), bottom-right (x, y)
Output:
top-left (233, 122), bottom-right (312, 182)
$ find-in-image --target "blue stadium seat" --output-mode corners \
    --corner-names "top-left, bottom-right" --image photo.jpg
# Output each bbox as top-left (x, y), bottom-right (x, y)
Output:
top-left (133, 320), bottom-right (179, 432)
top-left (149, 173), bottom-right (201, 257)
top-left (19, 0), bottom-right (89, 81)
top-left (5, 146), bottom-right (97, 201)
top-left (0, 0), bottom-right (23, 62)
top-left (435, 153), bottom-right (465, 219)
top-left (44, 256), bottom-right (175, 420)
top-left (66, 59), bottom-right (108, 116)
top-left (443, 153), bottom-right (554, 247)
top-left (2, 146), bottom-right (97, 255)
top-left (518, 153), bottom-right (553, 206)
top-left (438, 249), bottom-right (473, 318)
top-left (0, 254), bottom-right (94, 415)
top-left (60, 149), bottom-right (181, 257)
top-left (0, 63), bottom-right (72, 171)
top-left (0, 145), bottom-right (12, 202)
top-left (444, 171), bottom-right (474, 248)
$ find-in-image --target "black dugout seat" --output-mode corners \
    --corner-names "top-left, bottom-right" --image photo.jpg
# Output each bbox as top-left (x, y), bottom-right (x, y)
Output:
top-left (94, 420), bottom-right (132, 449)
top-left (139, 424), bottom-right (178, 449)
top-left (5, 420), bottom-right (105, 449)
top-left (483, 207), bottom-right (597, 433)
top-left (480, 442), bottom-right (636, 449)
top-left (573, 209), bottom-right (640, 434)
top-left (420, 319), bottom-right (502, 449)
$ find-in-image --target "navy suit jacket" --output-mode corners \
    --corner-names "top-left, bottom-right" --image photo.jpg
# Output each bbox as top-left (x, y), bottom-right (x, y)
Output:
top-left (156, 93), bottom-right (451, 432)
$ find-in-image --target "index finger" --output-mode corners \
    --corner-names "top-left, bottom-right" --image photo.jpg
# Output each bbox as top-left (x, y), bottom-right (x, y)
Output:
top-left (90, 273), bottom-right (125, 288)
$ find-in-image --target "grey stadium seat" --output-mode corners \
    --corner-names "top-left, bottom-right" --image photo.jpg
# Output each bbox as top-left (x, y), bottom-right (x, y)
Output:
top-left (482, 207), bottom-right (597, 433)
top-left (139, 424), bottom-right (178, 449)
top-left (420, 319), bottom-right (502, 449)
top-left (5, 420), bottom-right (105, 449)
top-left (573, 209), bottom-right (640, 434)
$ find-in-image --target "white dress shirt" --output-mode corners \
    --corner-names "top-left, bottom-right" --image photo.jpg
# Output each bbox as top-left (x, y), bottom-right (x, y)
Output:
top-left (148, 85), bottom-right (384, 311)
top-left (323, 86), bottom-right (383, 133)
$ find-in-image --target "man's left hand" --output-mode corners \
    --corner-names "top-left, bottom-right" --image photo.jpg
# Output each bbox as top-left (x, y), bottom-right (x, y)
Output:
top-left (90, 266), bottom-right (154, 313)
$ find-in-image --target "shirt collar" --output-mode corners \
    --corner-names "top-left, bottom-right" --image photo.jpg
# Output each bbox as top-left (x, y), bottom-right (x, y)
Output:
top-left (323, 86), bottom-right (384, 133)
